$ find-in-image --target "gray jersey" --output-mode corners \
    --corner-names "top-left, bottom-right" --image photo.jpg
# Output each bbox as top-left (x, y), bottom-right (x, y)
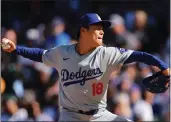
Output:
top-left (42, 44), bottom-right (133, 112)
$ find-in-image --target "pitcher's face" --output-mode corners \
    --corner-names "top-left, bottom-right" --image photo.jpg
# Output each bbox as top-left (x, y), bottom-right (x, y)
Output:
top-left (81, 24), bottom-right (104, 47)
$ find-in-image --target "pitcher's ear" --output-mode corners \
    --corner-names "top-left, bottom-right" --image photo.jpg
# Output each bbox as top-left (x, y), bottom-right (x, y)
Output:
top-left (80, 27), bottom-right (87, 33)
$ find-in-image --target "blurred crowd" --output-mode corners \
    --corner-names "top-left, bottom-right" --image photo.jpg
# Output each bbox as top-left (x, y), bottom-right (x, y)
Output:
top-left (1, 0), bottom-right (170, 122)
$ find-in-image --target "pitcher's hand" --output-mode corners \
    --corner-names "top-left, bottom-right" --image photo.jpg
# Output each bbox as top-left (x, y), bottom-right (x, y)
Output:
top-left (1, 38), bottom-right (16, 53)
top-left (162, 68), bottom-right (170, 76)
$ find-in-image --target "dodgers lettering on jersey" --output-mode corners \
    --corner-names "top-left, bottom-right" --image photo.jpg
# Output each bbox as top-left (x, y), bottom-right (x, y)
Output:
top-left (61, 67), bottom-right (103, 86)
top-left (42, 44), bottom-right (133, 111)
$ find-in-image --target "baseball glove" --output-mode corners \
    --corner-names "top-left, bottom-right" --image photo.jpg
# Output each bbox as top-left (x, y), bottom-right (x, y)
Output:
top-left (142, 71), bottom-right (170, 93)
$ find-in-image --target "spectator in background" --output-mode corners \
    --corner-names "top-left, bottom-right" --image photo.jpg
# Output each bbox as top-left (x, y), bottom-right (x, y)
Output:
top-left (124, 64), bottom-right (137, 81)
top-left (25, 28), bottom-right (41, 47)
top-left (113, 93), bottom-right (132, 119)
top-left (117, 74), bottom-right (133, 94)
top-left (33, 62), bottom-right (53, 85)
top-left (138, 90), bottom-right (155, 121)
top-left (152, 89), bottom-right (170, 121)
top-left (20, 90), bottom-right (55, 121)
top-left (130, 85), bottom-right (154, 121)
top-left (1, 95), bottom-right (28, 121)
top-left (3, 29), bottom-right (17, 44)
top-left (130, 85), bottom-right (142, 121)
top-left (20, 89), bottom-right (37, 120)
top-left (2, 29), bottom-right (18, 64)
top-left (131, 10), bottom-right (149, 52)
top-left (1, 29), bottom-right (23, 95)
top-left (25, 24), bottom-right (46, 48)
top-left (44, 16), bottom-right (71, 49)
top-left (138, 63), bottom-right (153, 79)
top-left (31, 100), bottom-right (54, 121)
top-left (32, 62), bottom-right (59, 120)
top-left (115, 64), bottom-right (137, 92)
top-left (104, 14), bottom-right (141, 50)
top-left (132, 10), bottom-right (162, 53)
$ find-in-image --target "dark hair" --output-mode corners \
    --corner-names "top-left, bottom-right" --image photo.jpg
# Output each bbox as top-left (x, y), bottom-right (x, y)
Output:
top-left (77, 26), bottom-right (89, 39)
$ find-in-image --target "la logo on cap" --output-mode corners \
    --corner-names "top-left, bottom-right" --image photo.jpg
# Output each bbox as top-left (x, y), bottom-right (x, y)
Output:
top-left (96, 14), bottom-right (101, 20)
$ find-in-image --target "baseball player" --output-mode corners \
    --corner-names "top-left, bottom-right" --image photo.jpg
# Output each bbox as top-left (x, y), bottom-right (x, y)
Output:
top-left (2, 13), bottom-right (170, 122)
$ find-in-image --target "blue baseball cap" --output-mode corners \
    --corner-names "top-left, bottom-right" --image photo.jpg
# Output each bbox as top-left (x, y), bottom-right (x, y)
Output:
top-left (77, 13), bottom-right (111, 38)
top-left (79, 13), bottom-right (111, 28)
